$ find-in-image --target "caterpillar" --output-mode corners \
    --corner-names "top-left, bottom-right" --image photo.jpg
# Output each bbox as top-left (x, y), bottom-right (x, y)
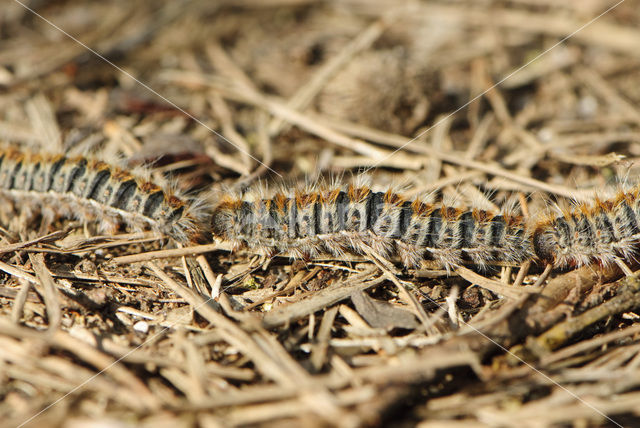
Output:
top-left (0, 146), bottom-right (208, 243)
top-left (210, 183), bottom-right (534, 270)
top-left (210, 183), bottom-right (640, 271)
top-left (533, 192), bottom-right (640, 269)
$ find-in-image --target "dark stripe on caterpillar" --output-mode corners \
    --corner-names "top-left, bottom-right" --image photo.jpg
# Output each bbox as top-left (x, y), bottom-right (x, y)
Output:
top-left (112, 179), bottom-right (137, 209)
top-left (65, 159), bottom-right (87, 193)
top-left (142, 191), bottom-right (165, 217)
top-left (86, 169), bottom-right (111, 201)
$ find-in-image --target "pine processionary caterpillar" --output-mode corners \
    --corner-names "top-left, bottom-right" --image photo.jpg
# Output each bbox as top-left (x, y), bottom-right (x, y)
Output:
top-left (533, 192), bottom-right (640, 269)
top-left (210, 183), bottom-right (534, 270)
top-left (0, 146), bottom-right (208, 243)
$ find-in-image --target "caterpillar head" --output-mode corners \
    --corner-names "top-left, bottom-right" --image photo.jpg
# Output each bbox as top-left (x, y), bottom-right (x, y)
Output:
top-left (211, 197), bottom-right (252, 243)
top-left (532, 225), bottom-right (557, 266)
top-left (211, 206), bottom-right (233, 241)
top-left (532, 215), bottom-right (573, 267)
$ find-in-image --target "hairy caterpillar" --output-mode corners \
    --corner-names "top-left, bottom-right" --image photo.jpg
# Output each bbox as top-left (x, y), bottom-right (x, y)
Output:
top-left (0, 146), bottom-right (208, 243)
top-left (210, 184), bottom-right (534, 270)
top-left (534, 191), bottom-right (640, 269)
top-left (211, 183), bottom-right (640, 271)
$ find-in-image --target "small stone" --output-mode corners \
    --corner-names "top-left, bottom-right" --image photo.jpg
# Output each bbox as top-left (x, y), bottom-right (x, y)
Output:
top-left (133, 320), bottom-right (149, 334)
